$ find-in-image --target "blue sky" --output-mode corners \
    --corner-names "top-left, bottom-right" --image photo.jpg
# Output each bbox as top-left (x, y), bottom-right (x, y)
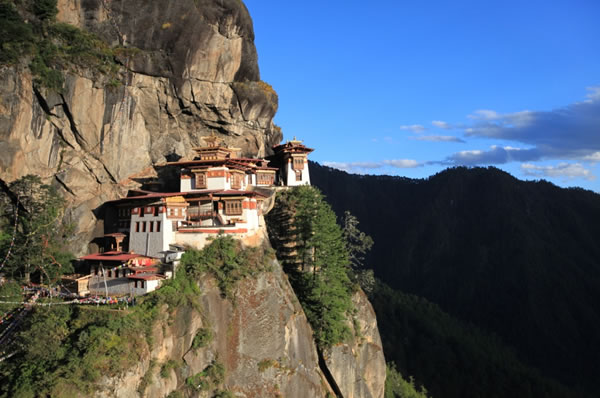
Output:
top-left (244, 0), bottom-right (600, 192)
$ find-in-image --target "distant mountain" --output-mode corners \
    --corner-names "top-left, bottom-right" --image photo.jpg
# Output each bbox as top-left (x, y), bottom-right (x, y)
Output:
top-left (311, 162), bottom-right (600, 397)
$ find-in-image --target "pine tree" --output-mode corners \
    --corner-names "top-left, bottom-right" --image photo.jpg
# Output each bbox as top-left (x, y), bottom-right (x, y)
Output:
top-left (0, 175), bottom-right (73, 284)
top-left (267, 186), bottom-right (353, 348)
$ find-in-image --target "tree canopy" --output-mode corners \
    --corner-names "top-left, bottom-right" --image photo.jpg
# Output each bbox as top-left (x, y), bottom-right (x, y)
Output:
top-left (0, 175), bottom-right (73, 284)
top-left (267, 185), bottom-right (354, 348)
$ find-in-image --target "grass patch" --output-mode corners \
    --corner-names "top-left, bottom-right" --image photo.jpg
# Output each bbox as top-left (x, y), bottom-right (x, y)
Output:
top-left (257, 358), bottom-right (278, 372)
top-left (185, 360), bottom-right (225, 392)
top-left (192, 328), bottom-right (213, 350)
top-left (160, 359), bottom-right (180, 379)
top-left (0, 269), bottom-right (201, 397)
top-left (181, 236), bottom-right (274, 299)
top-left (0, 0), bottom-right (138, 91)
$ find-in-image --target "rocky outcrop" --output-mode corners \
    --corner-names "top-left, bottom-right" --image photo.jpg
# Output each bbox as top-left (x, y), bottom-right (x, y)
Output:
top-left (324, 289), bottom-right (387, 398)
top-left (0, 0), bottom-right (281, 252)
top-left (94, 259), bottom-right (333, 398)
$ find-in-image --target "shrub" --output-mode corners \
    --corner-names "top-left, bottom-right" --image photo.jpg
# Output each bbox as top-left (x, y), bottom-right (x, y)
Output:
top-left (192, 328), bottom-right (213, 350)
top-left (160, 359), bottom-right (180, 379)
top-left (181, 236), bottom-right (272, 299)
top-left (186, 360), bottom-right (225, 392)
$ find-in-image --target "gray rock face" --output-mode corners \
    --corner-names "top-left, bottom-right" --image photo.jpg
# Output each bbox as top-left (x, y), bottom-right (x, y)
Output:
top-left (94, 259), bottom-right (332, 398)
top-left (324, 289), bottom-right (387, 398)
top-left (0, 0), bottom-right (281, 252)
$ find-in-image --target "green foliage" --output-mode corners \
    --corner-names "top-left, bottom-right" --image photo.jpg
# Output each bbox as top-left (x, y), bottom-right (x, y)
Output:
top-left (385, 363), bottom-right (428, 398)
top-left (192, 327), bottom-right (213, 349)
top-left (342, 210), bottom-right (375, 293)
top-left (0, 0), bottom-right (129, 90)
top-left (371, 281), bottom-right (581, 398)
top-left (0, 280), bottom-right (22, 313)
top-left (181, 236), bottom-right (272, 299)
top-left (267, 186), bottom-right (353, 348)
top-left (0, 1), bottom-right (35, 64)
top-left (32, 0), bottom-right (58, 21)
top-left (311, 162), bottom-right (600, 396)
top-left (186, 360), bottom-right (225, 392)
top-left (0, 175), bottom-right (74, 284)
top-left (257, 358), bottom-right (278, 372)
top-left (0, 269), bottom-right (202, 397)
top-left (160, 359), bottom-right (180, 379)
top-left (342, 210), bottom-right (373, 271)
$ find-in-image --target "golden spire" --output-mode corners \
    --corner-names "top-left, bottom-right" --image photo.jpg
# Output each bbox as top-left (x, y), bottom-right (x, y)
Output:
top-left (203, 132), bottom-right (220, 147)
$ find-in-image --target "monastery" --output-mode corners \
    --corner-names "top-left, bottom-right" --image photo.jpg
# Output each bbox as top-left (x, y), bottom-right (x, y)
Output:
top-left (75, 136), bottom-right (313, 296)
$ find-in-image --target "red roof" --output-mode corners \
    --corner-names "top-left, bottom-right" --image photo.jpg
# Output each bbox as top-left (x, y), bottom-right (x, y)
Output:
top-left (107, 192), bottom-right (188, 204)
top-left (185, 189), bottom-right (267, 198)
top-left (127, 273), bottom-right (165, 281)
top-left (104, 233), bottom-right (126, 237)
top-left (79, 251), bottom-right (153, 262)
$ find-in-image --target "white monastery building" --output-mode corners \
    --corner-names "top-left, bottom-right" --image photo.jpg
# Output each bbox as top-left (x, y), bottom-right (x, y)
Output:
top-left (101, 135), bottom-right (314, 258)
top-left (77, 135), bottom-right (313, 296)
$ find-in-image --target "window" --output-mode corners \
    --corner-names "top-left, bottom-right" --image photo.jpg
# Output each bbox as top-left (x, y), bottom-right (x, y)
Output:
top-left (295, 170), bottom-right (303, 181)
top-left (293, 157), bottom-right (304, 170)
top-left (154, 207), bottom-right (159, 216)
top-left (225, 200), bottom-right (243, 215)
top-left (141, 280), bottom-right (145, 289)
top-left (156, 221), bottom-right (161, 232)
top-left (134, 280), bottom-right (138, 288)
top-left (149, 221), bottom-right (154, 232)
top-left (115, 269), bottom-right (119, 278)
top-left (257, 173), bottom-right (275, 185)
top-left (195, 173), bottom-right (207, 189)
top-left (108, 270), bottom-right (112, 278)
top-left (231, 173), bottom-right (242, 189)
top-left (135, 222), bottom-right (140, 232)
top-left (142, 222), bottom-right (146, 232)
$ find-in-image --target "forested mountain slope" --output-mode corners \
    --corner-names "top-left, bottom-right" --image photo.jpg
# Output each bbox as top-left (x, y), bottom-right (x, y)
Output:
top-left (311, 162), bottom-right (600, 397)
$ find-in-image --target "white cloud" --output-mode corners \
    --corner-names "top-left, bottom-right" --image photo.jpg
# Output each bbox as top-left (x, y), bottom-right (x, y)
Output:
top-left (324, 158), bottom-right (423, 172)
top-left (383, 159), bottom-right (421, 168)
top-left (412, 135), bottom-right (465, 143)
top-left (468, 109), bottom-right (501, 120)
top-left (323, 161), bottom-right (383, 173)
top-left (442, 145), bottom-right (541, 166)
top-left (443, 87), bottom-right (600, 166)
top-left (432, 120), bottom-right (451, 129)
top-left (399, 124), bottom-right (427, 133)
top-left (584, 86), bottom-right (600, 102)
top-left (521, 163), bottom-right (596, 181)
top-left (583, 151), bottom-right (600, 162)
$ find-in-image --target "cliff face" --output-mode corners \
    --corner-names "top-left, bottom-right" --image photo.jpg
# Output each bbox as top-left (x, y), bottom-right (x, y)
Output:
top-left (324, 290), bottom-right (386, 398)
top-left (93, 259), bottom-right (385, 398)
top-left (96, 261), bottom-right (370, 398)
top-left (0, 0), bottom-right (281, 251)
top-left (0, 2), bottom-right (388, 396)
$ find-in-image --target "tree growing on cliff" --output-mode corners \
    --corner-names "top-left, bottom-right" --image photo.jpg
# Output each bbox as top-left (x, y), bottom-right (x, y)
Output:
top-left (0, 175), bottom-right (73, 284)
top-left (267, 185), bottom-right (353, 348)
top-left (342, 210), bottom-right (375, 293)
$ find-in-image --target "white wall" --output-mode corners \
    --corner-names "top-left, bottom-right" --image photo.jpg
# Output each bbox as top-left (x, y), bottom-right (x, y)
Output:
top-left (180, 176), bottom-right (192, 192)
top-left (285, 160), bottom-right (311, 186)
top-left (129, 211), bottom-right (169, 257)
